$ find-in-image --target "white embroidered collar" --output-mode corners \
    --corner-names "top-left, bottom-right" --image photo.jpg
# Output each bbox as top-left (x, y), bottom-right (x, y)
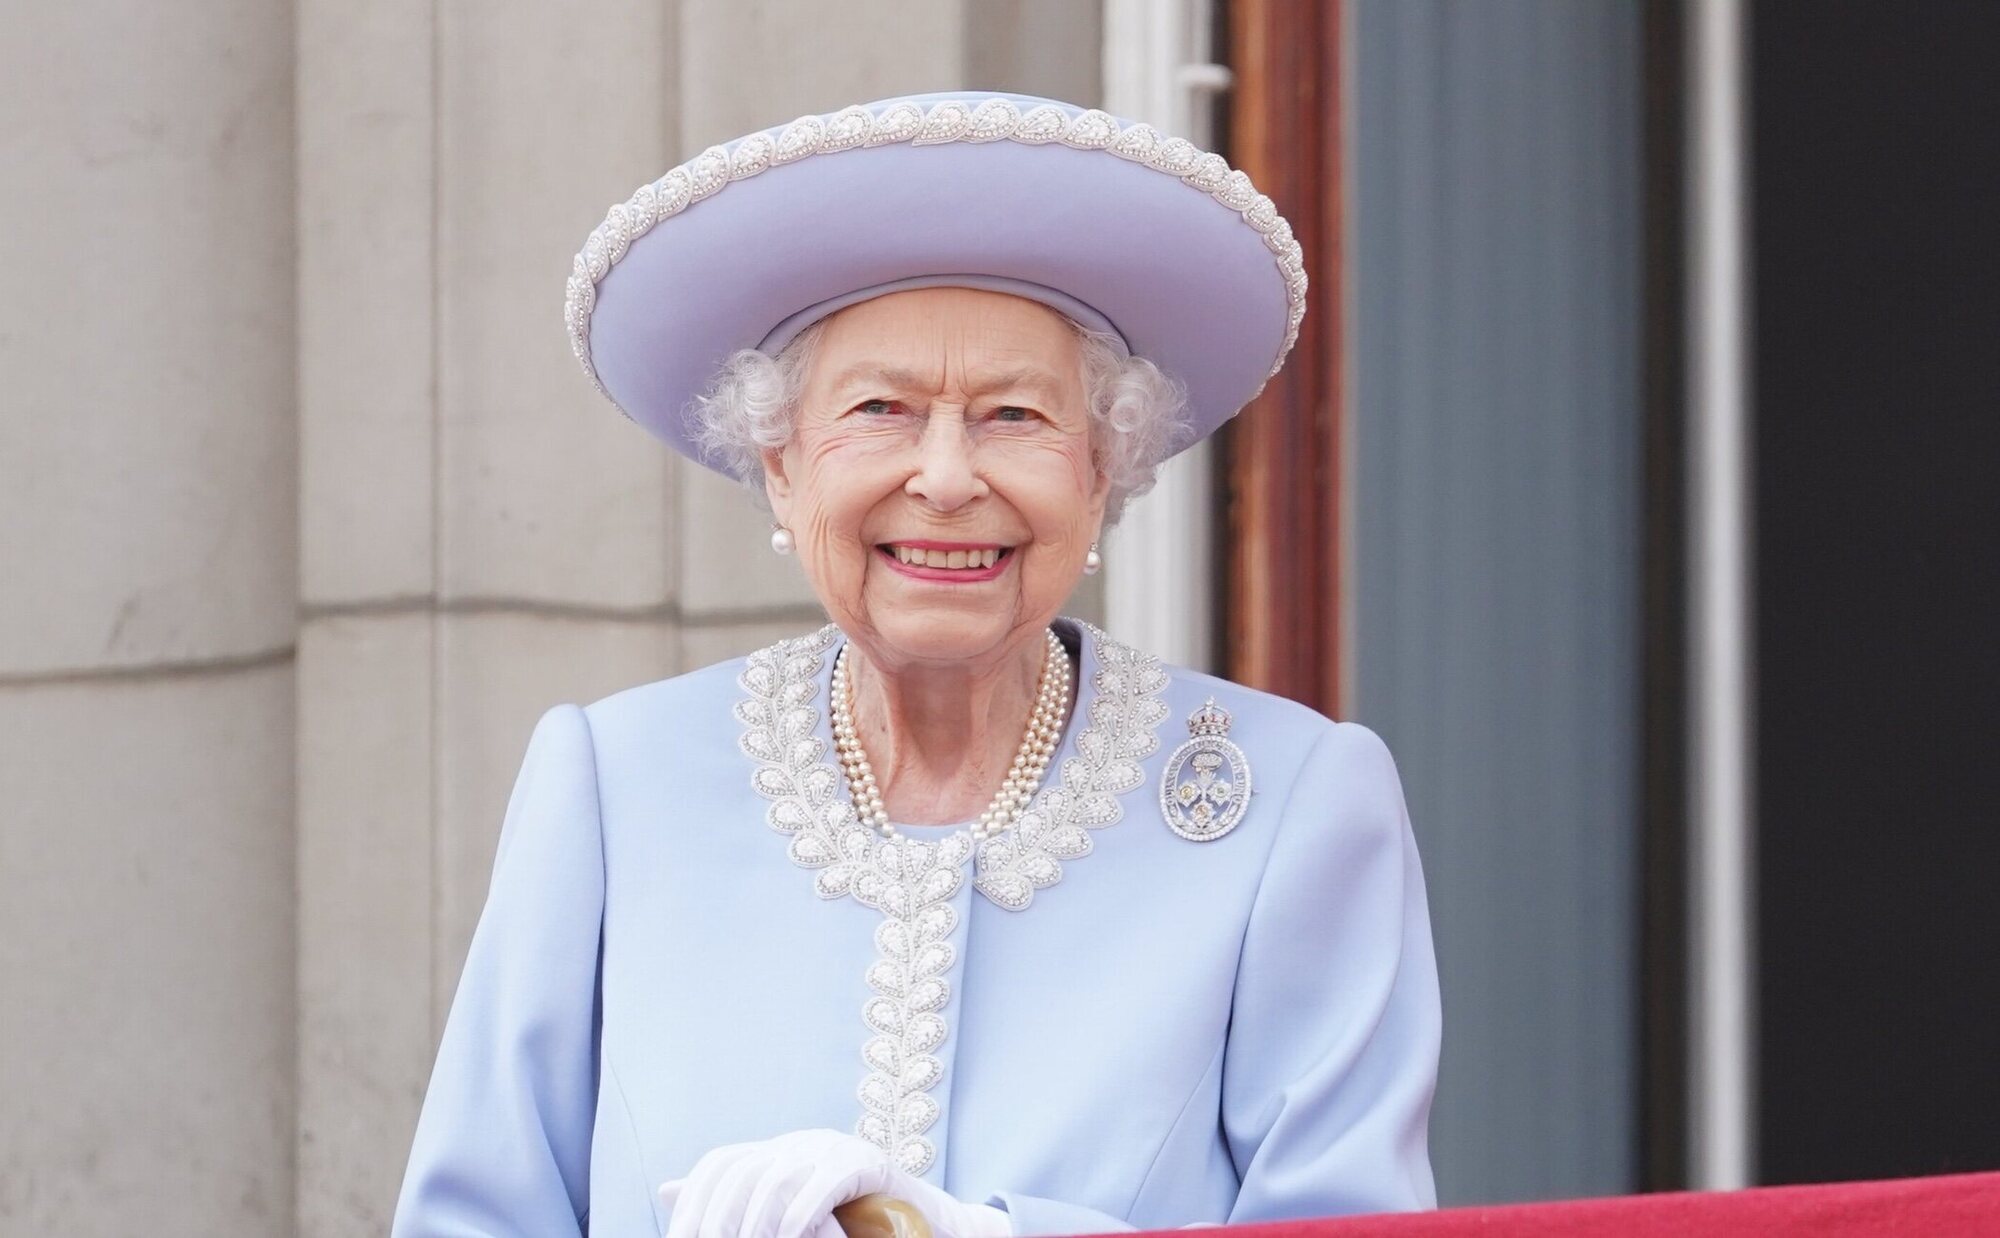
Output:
top-left (737, 617), bottom-right (1170, 911)
top-left (732, 617), bottom-right (1170, 1175)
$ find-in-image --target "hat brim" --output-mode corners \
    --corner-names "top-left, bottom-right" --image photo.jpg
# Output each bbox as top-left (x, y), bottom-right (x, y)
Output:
top-left (568, 93), bottom-right (1304, 478)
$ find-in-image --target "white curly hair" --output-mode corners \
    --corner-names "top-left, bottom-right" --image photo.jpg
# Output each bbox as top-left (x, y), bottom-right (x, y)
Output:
top-left (689, 313), bottom-right (1191, 526)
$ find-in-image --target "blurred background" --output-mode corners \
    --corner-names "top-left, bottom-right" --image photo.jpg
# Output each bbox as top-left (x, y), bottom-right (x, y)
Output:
top-left (2, 0), bottom-right (1995, 1233)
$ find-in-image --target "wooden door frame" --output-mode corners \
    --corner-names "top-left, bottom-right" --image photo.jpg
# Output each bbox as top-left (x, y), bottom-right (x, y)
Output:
top-left (1223, 0), bottom-right (1347, 715)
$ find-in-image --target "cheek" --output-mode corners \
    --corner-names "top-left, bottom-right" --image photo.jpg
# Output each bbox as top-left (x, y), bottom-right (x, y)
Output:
top-left (790, 431), bottom-right (899, 526)
top-left (783, 433), bottom-right (910, 609)
top-left (995, 437), bottom-right (1100, 537)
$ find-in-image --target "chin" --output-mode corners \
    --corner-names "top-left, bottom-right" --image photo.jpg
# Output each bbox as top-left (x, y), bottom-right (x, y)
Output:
top-left (860, 603), bottom-right (1024, 668)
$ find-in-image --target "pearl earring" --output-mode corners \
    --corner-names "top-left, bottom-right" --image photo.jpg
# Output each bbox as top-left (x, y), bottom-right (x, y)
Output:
top-left (1083, 542), bottom-right (1102, 575)
top-left (770, 526), bottom-right (794, 556)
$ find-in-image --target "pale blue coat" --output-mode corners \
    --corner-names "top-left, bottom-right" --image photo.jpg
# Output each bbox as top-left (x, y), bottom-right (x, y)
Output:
top-left (391, 620), bottom-right (1440, 1237)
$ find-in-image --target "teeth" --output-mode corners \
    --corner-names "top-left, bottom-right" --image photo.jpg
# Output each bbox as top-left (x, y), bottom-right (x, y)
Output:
top-left (889, 546), bottom-right (1003, 569)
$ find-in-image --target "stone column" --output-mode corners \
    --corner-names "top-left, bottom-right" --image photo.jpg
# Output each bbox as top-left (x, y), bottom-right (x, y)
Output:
top-left (294, 1), bottom-right (678, 1233)
top-left (0, 2), bottom-right (297, 1235)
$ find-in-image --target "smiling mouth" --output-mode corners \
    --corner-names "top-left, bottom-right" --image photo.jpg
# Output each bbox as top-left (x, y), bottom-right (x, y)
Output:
top-left (877, 543), bottom-right (1014, 572)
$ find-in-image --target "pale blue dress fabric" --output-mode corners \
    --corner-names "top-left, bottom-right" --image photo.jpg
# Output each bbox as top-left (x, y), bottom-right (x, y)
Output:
top-left (391, 620), bottom-right (1441, 1236)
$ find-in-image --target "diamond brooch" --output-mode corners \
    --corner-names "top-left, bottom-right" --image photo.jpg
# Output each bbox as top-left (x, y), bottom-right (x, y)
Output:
top-left (1159, 697), bottom-right (1252, 842)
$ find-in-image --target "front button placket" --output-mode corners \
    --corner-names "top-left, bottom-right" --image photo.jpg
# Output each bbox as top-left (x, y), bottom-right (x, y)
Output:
top-left (855, 832), bottom-right (970, 1171)
top-left (736, 622), bottom-right (1168, 1175)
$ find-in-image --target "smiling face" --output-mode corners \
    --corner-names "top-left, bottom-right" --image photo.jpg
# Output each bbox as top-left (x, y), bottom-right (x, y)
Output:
top-left (762, 287), bottom-right (1110, 673)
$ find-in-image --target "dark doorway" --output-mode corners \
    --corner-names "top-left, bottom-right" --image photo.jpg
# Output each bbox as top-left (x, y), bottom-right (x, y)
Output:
top-left (1752, 0), bottom-right (2000, 1186)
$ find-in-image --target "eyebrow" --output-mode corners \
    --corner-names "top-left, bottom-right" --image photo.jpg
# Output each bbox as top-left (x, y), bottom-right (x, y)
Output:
top-left (826, 363), bottom-right (1072, 405)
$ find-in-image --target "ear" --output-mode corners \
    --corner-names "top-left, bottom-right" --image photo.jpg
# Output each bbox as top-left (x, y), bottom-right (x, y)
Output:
top-left (761, 445), bottom-right (794, 525)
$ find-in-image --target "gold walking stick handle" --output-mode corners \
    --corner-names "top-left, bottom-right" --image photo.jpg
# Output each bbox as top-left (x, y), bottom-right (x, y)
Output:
top-left (832, 1193), bottom-right (934, 1238)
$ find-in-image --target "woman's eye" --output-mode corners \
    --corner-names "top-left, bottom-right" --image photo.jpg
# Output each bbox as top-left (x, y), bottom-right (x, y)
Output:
top-left (855, 399), bottom-right (900, 416)
top-left (993, 406), bottom-right (1033, 423)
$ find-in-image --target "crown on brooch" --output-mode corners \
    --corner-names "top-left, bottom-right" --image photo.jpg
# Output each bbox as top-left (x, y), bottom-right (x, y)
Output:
top-left (1186, 697), bottom-right (1233, 737)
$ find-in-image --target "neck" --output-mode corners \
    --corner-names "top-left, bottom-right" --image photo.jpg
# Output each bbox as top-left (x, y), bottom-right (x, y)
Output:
top-left (845, 627), bottom-right (1066, 826)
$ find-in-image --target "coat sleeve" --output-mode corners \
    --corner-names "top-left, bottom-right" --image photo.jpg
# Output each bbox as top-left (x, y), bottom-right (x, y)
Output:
top-left (987, 721), bottom-right (1441, 1235)
top-left (391, 703), bottom-right (607, 1237)
top-left (1219, 720), bottom-right (1441, 1219)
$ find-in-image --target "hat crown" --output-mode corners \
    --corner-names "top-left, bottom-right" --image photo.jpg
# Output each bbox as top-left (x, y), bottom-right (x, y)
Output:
top-left (568, 91), bottom-right (1306, 474)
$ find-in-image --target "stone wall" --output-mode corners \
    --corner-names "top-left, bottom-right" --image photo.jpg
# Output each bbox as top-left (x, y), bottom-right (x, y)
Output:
top-left (0, 1), bottom-right (298, 1232)
top-left (0, 2), bottom-right (1100, 1234)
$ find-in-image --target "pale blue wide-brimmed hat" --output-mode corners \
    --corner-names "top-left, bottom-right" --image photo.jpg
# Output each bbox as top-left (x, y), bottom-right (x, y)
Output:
top-left (565, 91), bottom-right (1305, 478)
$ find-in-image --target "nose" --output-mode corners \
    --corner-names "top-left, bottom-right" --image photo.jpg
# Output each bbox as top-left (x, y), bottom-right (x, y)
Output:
top-left (904, 414), bottom-right (988, 511)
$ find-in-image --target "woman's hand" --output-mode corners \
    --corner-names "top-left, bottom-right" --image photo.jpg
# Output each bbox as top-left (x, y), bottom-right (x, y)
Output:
top-left (657, 1129), bottom-right (1013, 1238)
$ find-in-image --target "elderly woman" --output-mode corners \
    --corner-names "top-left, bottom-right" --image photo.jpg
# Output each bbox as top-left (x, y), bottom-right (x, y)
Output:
top-left (392, 92), bottom-right (1440, 1238)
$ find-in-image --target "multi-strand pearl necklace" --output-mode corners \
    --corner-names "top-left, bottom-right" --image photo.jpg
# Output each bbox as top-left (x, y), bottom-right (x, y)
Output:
top-left (831, 628), bottom-right (1072, 842)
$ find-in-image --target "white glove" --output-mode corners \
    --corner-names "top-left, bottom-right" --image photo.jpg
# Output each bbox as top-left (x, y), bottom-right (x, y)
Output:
top-left (657, 1128), bottom-right (1014, 1238)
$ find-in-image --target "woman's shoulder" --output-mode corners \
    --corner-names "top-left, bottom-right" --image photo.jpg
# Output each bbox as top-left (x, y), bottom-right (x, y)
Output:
top-left (581, 649), bottom-right (753, 724)
top-left (1120, 637), bottom-right (1404, 827)
top-left (571, 637), bottom-right (810, 762)
top-left (1142, 646), bottom-right (1388, 754)
top-left (544, 639), bottom-right (817, 813)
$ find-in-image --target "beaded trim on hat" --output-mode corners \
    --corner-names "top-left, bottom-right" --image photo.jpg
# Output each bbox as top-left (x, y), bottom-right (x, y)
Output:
top-left (564, 97), bottom-right (1307, 415)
